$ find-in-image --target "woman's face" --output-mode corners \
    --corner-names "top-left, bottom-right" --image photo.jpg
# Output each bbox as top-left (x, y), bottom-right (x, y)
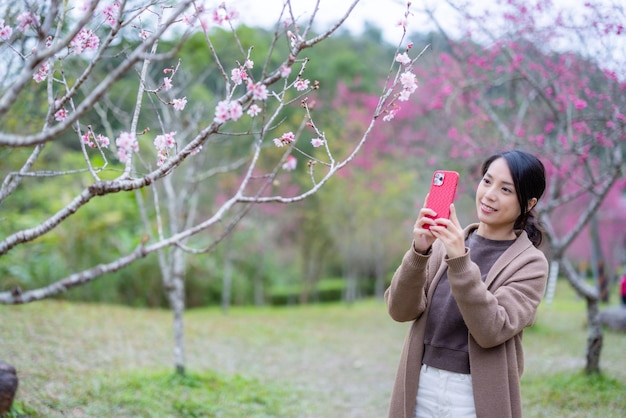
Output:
top-left (475, 157), bottom-right (521, 239)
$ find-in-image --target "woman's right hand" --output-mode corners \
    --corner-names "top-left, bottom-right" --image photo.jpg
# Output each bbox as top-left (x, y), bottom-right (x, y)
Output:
top-left (412, 197), bottom-right (437, 254)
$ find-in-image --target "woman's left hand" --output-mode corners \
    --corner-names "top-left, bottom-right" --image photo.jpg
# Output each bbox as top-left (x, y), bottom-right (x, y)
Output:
top-left (428, 204), bottom-right (466, 259)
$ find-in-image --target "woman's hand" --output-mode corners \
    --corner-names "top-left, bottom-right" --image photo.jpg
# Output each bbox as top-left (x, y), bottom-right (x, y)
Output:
top-left (428, 204), bottom-right (465, 259)
top-left (412, 196), bottom-right (438, 254)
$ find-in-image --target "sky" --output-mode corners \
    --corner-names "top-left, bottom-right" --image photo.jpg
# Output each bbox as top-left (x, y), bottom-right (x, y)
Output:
top-left (233, 0), bottom-right (449, 45)
top-left (230, 0), bottom-right (624, 77)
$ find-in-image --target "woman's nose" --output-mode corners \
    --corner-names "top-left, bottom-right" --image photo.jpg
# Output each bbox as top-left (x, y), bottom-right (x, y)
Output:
top-left (484, 188), bottom-right (496, 200)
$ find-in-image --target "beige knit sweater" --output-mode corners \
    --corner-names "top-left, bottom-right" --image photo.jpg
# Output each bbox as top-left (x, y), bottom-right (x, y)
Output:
top-left (385, 224), bottom-right (548, 418)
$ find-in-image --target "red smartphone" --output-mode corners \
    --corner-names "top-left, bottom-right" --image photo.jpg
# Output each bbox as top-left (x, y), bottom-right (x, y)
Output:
top-left (423, 170), bottom-right (459, 229)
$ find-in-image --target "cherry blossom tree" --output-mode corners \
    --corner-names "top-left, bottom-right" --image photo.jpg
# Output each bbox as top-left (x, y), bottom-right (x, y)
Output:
top-left (410, 0), bottom-right (626, 374)
top-left (0, 0), bottom-right (422, 374)
top-left (320, 0), bottom-right (626, 374)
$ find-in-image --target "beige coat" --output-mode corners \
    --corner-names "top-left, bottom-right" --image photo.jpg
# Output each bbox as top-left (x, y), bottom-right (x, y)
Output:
top-left (385, 224), bottom-right (548, 418)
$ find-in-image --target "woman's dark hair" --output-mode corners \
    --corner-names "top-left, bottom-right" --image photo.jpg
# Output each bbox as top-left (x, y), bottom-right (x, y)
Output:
top-left (481, 149), bottom-right (546, 247)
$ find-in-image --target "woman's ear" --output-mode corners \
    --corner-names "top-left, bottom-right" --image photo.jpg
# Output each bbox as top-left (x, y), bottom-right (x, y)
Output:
top-left (527, 197), bottom-right (538, 212)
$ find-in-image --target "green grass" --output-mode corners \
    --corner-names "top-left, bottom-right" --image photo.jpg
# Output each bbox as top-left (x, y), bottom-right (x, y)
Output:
top-left (6, 370), bottom-right (299, 418)
top-left (1, 280), bottom-right (625, 417)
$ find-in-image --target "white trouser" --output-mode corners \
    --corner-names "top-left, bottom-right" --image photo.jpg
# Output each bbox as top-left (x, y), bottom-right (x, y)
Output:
top-left (414, 364), bottom-right (476, 418)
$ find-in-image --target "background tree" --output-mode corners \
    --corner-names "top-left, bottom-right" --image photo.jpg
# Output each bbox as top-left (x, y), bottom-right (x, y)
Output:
top-left (407, 0), bottom-right (626, 374)
top-left (317, 0), bottom-right (625, 375)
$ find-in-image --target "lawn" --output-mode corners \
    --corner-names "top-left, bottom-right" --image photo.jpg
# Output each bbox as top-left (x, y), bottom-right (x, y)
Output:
top-left (1, 280), bottom-right (624, 417)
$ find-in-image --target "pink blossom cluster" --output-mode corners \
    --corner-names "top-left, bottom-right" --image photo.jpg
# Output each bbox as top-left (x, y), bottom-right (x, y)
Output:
top-left (33, 63), bottom-right (49, 83)
top-left (185, 3), bottom-right (239, 31)
top-left (71, 28), bottom-right (100, 54)
top-left (212, 3), bottom-right (239, 25)
top-left (231, 67), bottom-right (248, 85)
top-left (382, 48), bottom-right (419, 121)
top-left (272, 132), bottom-right (295, 147)
top-left (153, 131), bottom-right (176, 167)
top-left (1, 10), bottom-right (50, 40)
top-left (81, 131), bottom-right (110, 149)
top-left (102, 2), bottom-right (120, 27)
top-left (213, 60), bottom-right (271, 123)
top-left (17, 12), bottom-right (37, 31)
top-left (230, 60), bottom-right (253, 85)
top-left (115, 131), bottom-right (138, 163)
top-left (247, 80), bottom-right (269, 101)
top-left (0, 19), bottom-right (12, 40)
top-left (214, 100), bottom-right (243, 124)
top-left (399, 71), bottom-right (418, 101)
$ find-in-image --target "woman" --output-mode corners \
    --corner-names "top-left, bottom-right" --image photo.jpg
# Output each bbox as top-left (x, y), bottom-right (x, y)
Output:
top-left (386, 150), bottom-right (549, 418)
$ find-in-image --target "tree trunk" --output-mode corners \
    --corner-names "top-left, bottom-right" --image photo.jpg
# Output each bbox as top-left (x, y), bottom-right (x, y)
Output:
top-left (584, 295), bottom-right (603, 374)
top-left (0, 360), bottom-right (18, 414)
top-left (589, 214), bottom-right (609, 302)
top-left (545, 260), bottom-right (560, 304)
top-left (169, 247), bottom-right (187, 376)
top-left (222, 242), bottom-right (233, 314)
top-left (253, 257), bottom-right (265, 307)
top-left (344, 273), bottom-right (357, 305)
top-left (561, 258), bottom-right (604, 374)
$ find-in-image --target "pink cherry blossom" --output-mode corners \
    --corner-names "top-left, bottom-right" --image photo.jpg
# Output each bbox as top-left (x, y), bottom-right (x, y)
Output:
top-left (115, 131), bottom-right (138, 163)
top-left (163, 77), bottom-right (172, 91)
top-left (272, 131), bottom-right (295, 147)
top-left (54, 108), bottom-right (67, 122)
top-left (102, 2), bottom-right (120, 27)
top-left (212, 4), bottom-right (239, 25)
top-left (81, 132), bottom-right (95, 148)
top-left (247, 81), bottom-right (268, 101)
top-left (154, 131), bottom-right (177, 151)
top-left (400, 71), bottom-right (417, 92)
top-left (156, 152), bottom-right (167, 167)
top-left (398, 89), bottom-right (411, 101)
top-left (398, 70), bottom-right (418, 101)
top-left (17, 12), bottom-right (37, 31)
top-left (213, 100), bottom-right (243, 123)
top-left (383, 107), bottom-right (398, 122)
top-left (172, 97), bottom-right (187, 111)
top-left (231, 68), bottom-right (247, 85)
top-left (294, 78), bottom-right (310, 91)
top-left (311, 137), bottom-right (325, 148)
top-left (214, 100), bottom-right (230, 123)
top-left (0, 22), bottom-right (12, 40)
top-left (247, 104), bottom-right (261, 117)
top-left (96, 134), bottom-right (110, 148)
top-left (229, 101), bottom-right (243, 120)
top-left (33, 63), bottom-right (49, 83)
top-left (395, 52), bottom-right (411, 66)
top-left (282, 155), bottom-right (297, 171)
top-left (71, 29), bottom-right (100, 54)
